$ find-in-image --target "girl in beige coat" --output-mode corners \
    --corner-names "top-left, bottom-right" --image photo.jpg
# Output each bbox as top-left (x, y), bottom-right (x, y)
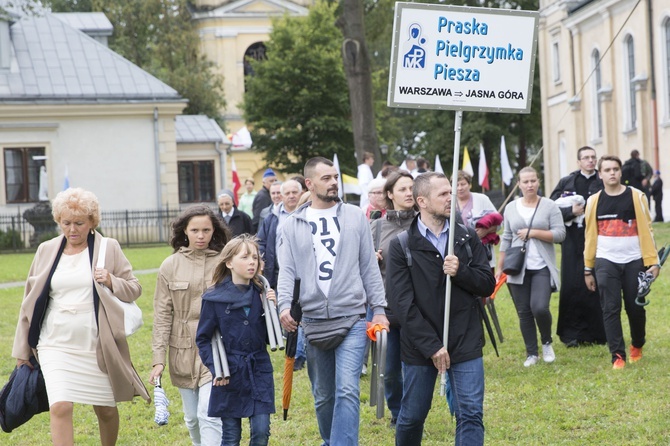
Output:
top-left (150, 205), bottom-right (231, 446)
top-left (12, 188), bottom-right (148, 446)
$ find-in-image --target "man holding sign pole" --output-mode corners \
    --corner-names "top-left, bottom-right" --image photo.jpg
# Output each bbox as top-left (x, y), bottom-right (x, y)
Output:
top-left (386, 172), bottom-right (495, 445)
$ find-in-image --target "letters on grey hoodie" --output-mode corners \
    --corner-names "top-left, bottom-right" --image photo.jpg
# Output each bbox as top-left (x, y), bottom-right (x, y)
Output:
top-left (277, 202), bottom-right (386, 320)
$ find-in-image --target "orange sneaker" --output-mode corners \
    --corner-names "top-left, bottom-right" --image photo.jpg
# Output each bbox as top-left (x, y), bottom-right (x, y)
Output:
top-left (612, 354), bottom-right (626, 370)
top-left (630, 346), bottom-right (643, 363)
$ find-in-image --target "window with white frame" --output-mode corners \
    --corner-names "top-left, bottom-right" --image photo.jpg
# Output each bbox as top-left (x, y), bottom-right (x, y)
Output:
top-left (592, 49), bottom-right (603, 139)
top-left (178, 160), bottom-right (215, 203)
top-left (624, 35), bottom-right (636, 130)
top-left (552, 40), bottom-right (561, 83)
top-left (4, 147), bottom-right (46, 204)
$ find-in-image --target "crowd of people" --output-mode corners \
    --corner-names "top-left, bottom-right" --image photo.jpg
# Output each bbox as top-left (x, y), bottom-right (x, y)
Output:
top-left (9, 147), bottom-right (663, 445)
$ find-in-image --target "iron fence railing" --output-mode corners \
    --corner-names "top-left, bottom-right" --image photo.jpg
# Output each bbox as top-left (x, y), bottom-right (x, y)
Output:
top-left (0, 207), bottom-right (186, 252)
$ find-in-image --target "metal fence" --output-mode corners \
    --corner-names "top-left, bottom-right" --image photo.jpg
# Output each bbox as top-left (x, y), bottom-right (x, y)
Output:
top-left (0, 207), bottom-right (184, 252)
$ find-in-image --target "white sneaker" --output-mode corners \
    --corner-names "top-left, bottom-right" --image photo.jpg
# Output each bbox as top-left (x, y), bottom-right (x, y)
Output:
top-left (523, 355), bottom-right (539, 367)
top-left (542, 343), bottom-right (556, 363)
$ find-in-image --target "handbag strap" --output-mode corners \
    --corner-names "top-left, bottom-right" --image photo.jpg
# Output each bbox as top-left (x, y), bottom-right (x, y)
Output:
top-left (522, 199), bottom-right (541, 250)
top-left (96, 237), bottom-right (107, 269)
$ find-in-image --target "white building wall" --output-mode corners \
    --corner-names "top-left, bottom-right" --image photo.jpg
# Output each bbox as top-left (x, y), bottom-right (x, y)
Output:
top-left (540, 0), bottom-right (670, 220)
top-left (0, 103), bottom-right (185, 214)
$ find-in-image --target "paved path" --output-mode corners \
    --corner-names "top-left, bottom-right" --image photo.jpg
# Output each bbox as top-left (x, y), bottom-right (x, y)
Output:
top-left (0, 268), bottom-right (160, 290)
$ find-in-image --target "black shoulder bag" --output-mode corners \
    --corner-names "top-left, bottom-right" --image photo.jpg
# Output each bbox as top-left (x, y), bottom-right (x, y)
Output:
top-left (502, 199), bottom-right (541, 276)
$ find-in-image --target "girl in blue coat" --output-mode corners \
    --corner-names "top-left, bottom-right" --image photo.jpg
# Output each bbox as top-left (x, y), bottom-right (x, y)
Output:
top-left (196, 235), bottom-right (275, 446)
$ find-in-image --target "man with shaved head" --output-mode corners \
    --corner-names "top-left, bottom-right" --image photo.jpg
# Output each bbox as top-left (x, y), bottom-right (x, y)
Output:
top-left (277, 157), bottom-right (389, 445)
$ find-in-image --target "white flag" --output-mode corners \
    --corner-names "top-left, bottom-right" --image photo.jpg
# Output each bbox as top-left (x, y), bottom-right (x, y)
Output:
top-left (333, 154), bottom-right (344, 199)
top-left (232, 126), bottom-right (252, 149)
top-left (500, 136), bottom-right (514, 186)
top-left (462, 146), bottom-right (474, 177)
top-left (434, 154), bottom-right (444, 174)
top-left (63, 165), bottom-right (70, 190)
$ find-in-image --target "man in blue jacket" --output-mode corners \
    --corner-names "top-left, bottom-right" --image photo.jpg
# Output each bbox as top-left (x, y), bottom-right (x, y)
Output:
top-left (386, 172), bottom-right (495, 446)
top-left (278, 157), bottom-right (388, 445)
top-left (257, 179), bottom-right (306, 370)
top-left (257, 179), bottom-right (301, 288)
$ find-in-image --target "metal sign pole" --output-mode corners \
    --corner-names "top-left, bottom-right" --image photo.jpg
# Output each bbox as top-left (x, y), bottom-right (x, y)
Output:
top-left (440, 109), bottom-right (463, 395)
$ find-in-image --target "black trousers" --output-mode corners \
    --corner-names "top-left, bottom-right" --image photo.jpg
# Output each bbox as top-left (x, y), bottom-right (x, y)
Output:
top-left (594, 258), bottom-right (646, 361)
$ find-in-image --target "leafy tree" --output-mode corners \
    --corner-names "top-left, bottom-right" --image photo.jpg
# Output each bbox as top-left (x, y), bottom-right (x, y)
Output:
top-left (46, 0), bottom-right (91, 12)
top-left (243, 1), bottom-right (355, 174)
top-left (0, 0), bottom-right (47, 17)
top-left (45, 0), bottom-right (226, 121)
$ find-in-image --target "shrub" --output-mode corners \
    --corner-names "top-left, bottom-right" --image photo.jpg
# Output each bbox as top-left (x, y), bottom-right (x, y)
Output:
top-left (0, 229), bottom-right (23, 250)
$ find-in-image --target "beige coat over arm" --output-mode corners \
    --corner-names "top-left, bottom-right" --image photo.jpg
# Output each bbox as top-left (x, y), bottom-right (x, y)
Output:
top-left (12, 232), bottom-right (149, 402)
top-left (152, 247), bottom-right (220, 389)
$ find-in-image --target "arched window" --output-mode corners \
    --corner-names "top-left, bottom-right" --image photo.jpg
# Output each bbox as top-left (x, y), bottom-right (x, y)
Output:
top-left (624, 35), bottom-right (636, 130)
top-left (244, 42), bottom-right (267, 91)
top-left (592, 49), bottom-right (603, 139)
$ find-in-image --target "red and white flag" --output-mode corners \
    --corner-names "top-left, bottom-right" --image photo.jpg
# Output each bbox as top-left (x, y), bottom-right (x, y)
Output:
top-left (478, 144), bottom-right (490, 191)
top-left (231, 157), bottom-right (241, 206)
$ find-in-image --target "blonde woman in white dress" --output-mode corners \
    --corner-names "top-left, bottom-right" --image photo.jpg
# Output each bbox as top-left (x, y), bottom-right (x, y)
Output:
top-left (12, 188), bottom-right (148, 446)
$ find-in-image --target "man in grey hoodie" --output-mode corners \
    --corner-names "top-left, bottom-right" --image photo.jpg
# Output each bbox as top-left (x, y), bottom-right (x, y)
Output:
top-left (278, 156), bottom-right (389, 445)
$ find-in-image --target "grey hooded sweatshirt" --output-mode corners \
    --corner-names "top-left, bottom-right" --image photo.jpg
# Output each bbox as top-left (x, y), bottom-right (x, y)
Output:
top-left (277, 201), bottom-right (387, 319)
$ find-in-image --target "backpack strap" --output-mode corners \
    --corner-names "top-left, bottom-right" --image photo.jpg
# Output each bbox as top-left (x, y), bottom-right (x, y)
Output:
top-left (455, 223), bottom-right (474, 265)
top-left (397, 230), bottom-right (412, 267)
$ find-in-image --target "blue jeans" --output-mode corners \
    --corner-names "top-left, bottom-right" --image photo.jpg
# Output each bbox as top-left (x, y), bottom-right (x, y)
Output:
top-left (396, 357), bottom-right (485, 446)
top-left (221, 413), bottom-right (270, 446)
top-left (384, 326), bottom-right (403, 419)
top-left (296, 325), bottom-right (307, 361)
top-left (305, 317), bottom-right (367, 446)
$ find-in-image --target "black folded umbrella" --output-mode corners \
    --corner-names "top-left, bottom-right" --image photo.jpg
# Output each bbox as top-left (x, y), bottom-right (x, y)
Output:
top-left (283, 279), bottom-right (302, 420)
top-left (636, 244), bottom-right (669, 306)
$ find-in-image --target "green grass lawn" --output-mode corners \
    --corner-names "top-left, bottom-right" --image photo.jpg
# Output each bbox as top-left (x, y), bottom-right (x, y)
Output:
top-left (1, 225), bottom-right (670, 445)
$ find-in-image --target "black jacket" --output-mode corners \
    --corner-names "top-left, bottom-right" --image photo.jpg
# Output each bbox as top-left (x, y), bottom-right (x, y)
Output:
top-left (386, 216), bottom-right (495, 366)
top-left (549, 170), bottom-right (603, 222)
top-left (220, 208), bottom-right (253, 237)
top-left (251, 187), bottom-right (272, 232)
top-left (0, 357), bottom-right (49, 433)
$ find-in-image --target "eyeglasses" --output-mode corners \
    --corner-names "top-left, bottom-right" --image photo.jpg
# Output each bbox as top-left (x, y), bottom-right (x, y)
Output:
top-left (580, 156), bottom-right (597, 161)
top-left (368, 191), bottom-right (384, 195)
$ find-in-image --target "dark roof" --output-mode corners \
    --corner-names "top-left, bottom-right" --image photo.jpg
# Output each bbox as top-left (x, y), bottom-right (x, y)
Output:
top-left (0, 14), bottom-right (181, 103)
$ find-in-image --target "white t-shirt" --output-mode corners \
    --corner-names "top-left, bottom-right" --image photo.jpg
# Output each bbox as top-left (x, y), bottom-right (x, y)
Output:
top-left (516, 200), bottom-right (545, 270)
top-left (306, 205), bottom-right (341, 297)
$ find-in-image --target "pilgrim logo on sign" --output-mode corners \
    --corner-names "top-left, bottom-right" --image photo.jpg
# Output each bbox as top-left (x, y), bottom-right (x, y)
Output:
top-left (402, 23), bottom-right (427, 69)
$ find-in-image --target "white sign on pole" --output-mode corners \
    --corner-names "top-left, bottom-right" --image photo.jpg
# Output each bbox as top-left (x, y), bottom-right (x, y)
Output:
top-left (387, 2), bottom-right (539, 114)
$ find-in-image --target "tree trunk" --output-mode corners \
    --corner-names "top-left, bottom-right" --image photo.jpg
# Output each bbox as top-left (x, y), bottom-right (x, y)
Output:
top-left (337, 0), bottom-right (380, 172)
